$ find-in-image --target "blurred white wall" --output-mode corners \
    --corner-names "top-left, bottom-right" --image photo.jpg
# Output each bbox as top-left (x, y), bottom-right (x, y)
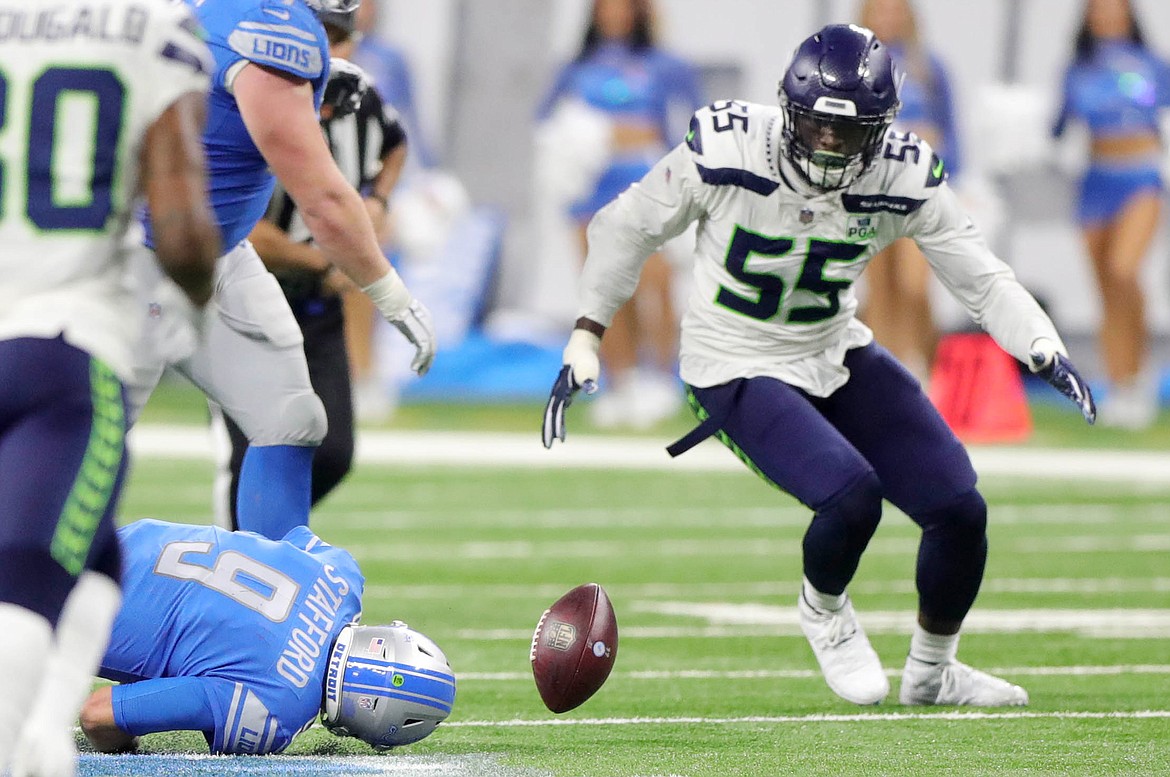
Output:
top-left (376, 0), bottom-right (1170, 341)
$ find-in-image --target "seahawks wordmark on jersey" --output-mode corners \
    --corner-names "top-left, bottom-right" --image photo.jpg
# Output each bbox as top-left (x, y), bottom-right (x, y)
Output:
top-left (578, 99), bottom-right (1062, 397)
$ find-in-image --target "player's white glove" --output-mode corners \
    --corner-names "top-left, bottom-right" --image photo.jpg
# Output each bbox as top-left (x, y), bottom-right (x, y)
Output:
top-left (362, 271), bottom-right (436, 376)
top-left (387, 298), bottom-right (436, 376)
top-left (542, 328), bottom-right (601, 448)
top-left (1029, 337), bottom-right (1095, 424)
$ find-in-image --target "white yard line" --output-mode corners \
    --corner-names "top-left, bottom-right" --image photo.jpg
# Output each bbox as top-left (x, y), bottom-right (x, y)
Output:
top-left (458, 665), bottom-right (1170, 682)
top-left (324, 503), bottom-right (1170, 530)
top-left (130, 424), bottom-right (1170, 483)
top-left (344, 531), bottom-right (1170, 563)
top-left (365, 577), bottom-right (1170, 601)
top-left (458, 607), bottom-right (1170, 640)
top-left (446, 710), bottom-right (1170, 727)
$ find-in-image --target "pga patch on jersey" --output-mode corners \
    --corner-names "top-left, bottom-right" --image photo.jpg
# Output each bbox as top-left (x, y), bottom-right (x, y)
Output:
top-left (845, 215), bottom-right (878, 241)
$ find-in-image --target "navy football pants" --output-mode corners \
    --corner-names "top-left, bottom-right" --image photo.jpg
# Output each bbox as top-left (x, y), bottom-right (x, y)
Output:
top-left (688, 342), bottom-right (988, 624)
top-left (0, 337), bottom-right (125, 625)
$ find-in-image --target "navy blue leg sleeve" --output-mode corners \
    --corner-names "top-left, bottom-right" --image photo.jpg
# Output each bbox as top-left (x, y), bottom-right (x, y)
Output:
top-left (801, 471), bottom-right (884, 596)
top-left (910, 488), bottom-right (988, 623)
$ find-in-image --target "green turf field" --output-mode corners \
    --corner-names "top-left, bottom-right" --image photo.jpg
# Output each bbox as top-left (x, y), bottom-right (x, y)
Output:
top-left (85, 386), bottom-right (1170, 777)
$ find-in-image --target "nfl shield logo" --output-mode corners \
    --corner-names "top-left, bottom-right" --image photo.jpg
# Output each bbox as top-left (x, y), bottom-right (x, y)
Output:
top-left (799, 208), bottom-right (814, 224)
top-left (358, 696), bottom-right (375, 710)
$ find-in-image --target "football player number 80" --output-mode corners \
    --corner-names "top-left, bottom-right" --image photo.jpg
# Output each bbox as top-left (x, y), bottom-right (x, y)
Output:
top-left (154, 541), bottom-right (300, 623)
top-left (0, 67), bottom-right (125, 231)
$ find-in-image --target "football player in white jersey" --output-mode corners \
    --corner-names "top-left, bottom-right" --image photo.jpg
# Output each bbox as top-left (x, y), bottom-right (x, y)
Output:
top-left (543, 25), bottom-right (1096, 708)
top-left (0, 1), bottom-right (220, 774)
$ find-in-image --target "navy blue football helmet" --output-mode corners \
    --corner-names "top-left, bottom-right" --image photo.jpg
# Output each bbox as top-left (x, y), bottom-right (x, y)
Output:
top-left (779, 24), bottom-right (901, 190)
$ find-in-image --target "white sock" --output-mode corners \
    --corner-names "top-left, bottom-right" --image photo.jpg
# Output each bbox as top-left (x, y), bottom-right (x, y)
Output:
top-left (0, 604), bottom-right (53, 769)
top-left (909, 624), bottom-right (959, 665)
top-left (802, 577), bottom-right (847, 613)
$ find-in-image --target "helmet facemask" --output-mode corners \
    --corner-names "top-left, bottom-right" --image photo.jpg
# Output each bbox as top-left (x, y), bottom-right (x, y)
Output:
top-left (777, 24), bottom-right (902, 191)
top-left (781, 96), bottom-right (894, 190)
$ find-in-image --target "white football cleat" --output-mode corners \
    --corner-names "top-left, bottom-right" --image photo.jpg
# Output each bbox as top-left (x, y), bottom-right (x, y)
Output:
top-left (899, 656), bottom-right (1029, 706)
top-left (798, 591), bottom-right (889, 705)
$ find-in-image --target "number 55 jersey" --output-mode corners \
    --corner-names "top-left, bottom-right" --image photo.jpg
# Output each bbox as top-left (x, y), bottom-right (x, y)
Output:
top-left (0, 0), bottom-right (211, 381)
top-left (578, 100), bottom-right (1063, 397)
top-left (100, 519), bottom-right (364, 754)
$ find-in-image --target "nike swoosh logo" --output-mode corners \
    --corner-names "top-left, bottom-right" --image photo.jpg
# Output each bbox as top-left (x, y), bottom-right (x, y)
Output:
top-left (263, 8), bottom-right (291, 19)
top-left (932, 158), bottom-right (944, 177)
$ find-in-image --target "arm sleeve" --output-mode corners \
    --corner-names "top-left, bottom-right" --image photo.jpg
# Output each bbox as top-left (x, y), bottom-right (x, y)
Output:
top-left (111, 677), bottom-right (218, 739)
top-left (577, 143), bottom-right (705, 326)
top-left (906, 184), bottom-right (1066, 362)
top-left (114, 676), bottom-right (290, 755)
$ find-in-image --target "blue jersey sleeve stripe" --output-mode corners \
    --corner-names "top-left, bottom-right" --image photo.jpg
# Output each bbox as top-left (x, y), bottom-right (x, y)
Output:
top-left (161, 41), bottom-right (211, 75)
top-left (222, 682), bottom-right (246, 751)
top-left (694, 163), bottom-right (779, 196)
top-left (236, 20), bottom-right (319, 42)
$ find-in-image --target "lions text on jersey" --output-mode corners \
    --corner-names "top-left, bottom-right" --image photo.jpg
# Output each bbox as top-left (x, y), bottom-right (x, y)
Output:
top-left (578, 99), bottom-right (1063, 397)
top-left (100, 520), bottom-right (364, 754)
top-left (157, 0), bottom-right (332, 249)
top-left (0, 0), bottom-right (211, 380)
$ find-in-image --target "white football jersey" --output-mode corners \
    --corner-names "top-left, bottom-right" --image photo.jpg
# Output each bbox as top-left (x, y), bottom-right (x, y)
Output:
top-left (579, 99), bottom-right (1064, 396)
top-left (0, 0), bottom-right (211, 379)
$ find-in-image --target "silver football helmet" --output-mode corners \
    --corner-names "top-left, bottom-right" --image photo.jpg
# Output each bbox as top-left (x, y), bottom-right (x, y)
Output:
top-left (321, 621), bottom-right (456, 749)
top-left (305, 0), bottom-right (360, 15)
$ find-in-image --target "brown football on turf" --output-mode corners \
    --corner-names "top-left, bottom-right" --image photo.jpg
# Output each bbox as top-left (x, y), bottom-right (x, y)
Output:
top-left (529, 582), bottom-right (618, 713)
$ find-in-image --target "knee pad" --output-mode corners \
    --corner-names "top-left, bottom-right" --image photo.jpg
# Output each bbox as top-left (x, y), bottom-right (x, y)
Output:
top-left (913, 488), bottom-right (987, 539)
top-left (248, 389), bottom-right (328, 446)
top-left (817, 470), bottom-right (883, 539)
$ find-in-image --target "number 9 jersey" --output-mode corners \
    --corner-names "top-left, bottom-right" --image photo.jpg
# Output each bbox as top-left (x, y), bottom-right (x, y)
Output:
top-left (99, 519), bottom-right (364, 754)
top-left (0, 0), bottom-right (212, 381)
top-left (577, 99), bottom-right (1064, 397)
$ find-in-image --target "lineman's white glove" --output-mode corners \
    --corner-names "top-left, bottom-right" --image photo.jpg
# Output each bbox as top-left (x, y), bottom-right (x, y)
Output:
top-left (362, 272), bottom-right (436, 376)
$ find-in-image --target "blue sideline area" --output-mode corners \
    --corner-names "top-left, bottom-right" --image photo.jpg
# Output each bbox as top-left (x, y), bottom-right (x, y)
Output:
top-left (399, 339), bottom-right (1169, 406)
top-left (401, 331), bottom-right (562, 403)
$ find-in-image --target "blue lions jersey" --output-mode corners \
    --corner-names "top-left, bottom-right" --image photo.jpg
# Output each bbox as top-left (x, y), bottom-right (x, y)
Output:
top-left (100, 520), bottom-right (364, 754)
top-left (1055, 40), bottom-right (1170, 139)
top-left (145, 0), bottom-right (330, 249)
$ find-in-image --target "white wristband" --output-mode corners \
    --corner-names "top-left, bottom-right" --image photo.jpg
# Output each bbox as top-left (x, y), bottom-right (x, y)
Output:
top-left (362, 269), bottom-right (412, 321)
